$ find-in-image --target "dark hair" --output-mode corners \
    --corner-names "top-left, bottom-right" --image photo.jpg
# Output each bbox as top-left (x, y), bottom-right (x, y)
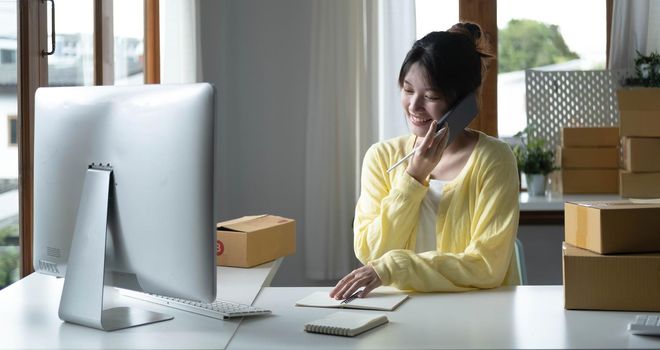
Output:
top-left (398, 22), bottom-right (493, 107)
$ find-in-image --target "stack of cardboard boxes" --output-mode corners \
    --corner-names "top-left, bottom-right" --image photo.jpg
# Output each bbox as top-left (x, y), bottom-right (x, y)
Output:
top-left (618, 89), bottom-right (660, 198)
top-left (558, 127), bottom-right (620, 194)
top-left (563, 201), bottom-right (660, 311)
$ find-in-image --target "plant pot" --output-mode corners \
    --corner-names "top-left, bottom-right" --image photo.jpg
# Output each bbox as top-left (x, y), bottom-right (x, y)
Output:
top-left (525, 173), bottom-right (547, 196)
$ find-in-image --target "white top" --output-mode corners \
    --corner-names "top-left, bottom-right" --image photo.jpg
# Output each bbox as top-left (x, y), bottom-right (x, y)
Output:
top-left (415, 179), bottom-right (448, 252)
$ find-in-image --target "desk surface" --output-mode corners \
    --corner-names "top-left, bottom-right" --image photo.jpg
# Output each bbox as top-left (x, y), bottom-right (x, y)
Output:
top-left (519, 192), bottom-right (622, 211)
top-left (0, 260), bottom-right (280, 349)
top-left (3, 273), bottom-right (660, 349)
top-left (229, 286), bottom-right (660, 349)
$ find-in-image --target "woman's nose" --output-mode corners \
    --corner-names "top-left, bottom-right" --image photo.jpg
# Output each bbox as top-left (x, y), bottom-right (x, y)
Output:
top-left (409, 95), bottom-right (423, 113)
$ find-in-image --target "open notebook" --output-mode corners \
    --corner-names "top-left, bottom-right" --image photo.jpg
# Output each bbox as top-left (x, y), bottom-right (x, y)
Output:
top-left (304, 311), bottom-right (388, 337)
top-left (295, 290), bottom-right (408, 311)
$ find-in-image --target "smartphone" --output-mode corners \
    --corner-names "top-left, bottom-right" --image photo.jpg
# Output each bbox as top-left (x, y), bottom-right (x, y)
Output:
top-left (434, 92), bottom-right (478, 146)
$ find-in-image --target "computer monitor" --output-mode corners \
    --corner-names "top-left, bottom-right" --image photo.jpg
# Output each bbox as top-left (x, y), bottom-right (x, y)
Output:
top-left (33, 83), bottom-right (216, 331)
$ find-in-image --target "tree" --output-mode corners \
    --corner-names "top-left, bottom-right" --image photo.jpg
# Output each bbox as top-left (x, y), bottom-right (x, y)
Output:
top-left (498, 19), bottom-right (579, 73)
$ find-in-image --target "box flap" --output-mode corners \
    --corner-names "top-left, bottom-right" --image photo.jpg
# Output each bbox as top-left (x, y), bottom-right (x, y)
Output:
top-left (217, 215), bottom-right (292, 232)
top-left (566, 200), bottom-right (660, 210)
top-left (217, 215), bottom-right (268, 232)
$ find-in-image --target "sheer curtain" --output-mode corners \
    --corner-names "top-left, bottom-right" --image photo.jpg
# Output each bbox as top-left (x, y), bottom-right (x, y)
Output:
top-left (609, 0), bottom-right (660, 70)
top-left (304, 0), bottom-right (415, 280)
top-left (160, 0), bottom-right (201, 83)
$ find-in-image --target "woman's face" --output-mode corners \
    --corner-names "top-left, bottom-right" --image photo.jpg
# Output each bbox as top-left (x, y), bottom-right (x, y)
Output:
top-left (400, 62), bottom-right (449, 137)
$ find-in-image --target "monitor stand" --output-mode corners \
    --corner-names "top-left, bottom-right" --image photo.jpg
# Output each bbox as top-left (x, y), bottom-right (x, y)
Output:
top-left (58, 164), bottom-right (173, 331)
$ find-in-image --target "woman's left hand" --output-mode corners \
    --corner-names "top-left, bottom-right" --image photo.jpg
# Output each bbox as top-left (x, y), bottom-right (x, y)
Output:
top-left (329, 265), bottom-right (382, 300)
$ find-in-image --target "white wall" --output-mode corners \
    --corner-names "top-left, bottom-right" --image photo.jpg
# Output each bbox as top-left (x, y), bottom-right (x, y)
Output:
top-left (199, 0), bottom-right (320, 286)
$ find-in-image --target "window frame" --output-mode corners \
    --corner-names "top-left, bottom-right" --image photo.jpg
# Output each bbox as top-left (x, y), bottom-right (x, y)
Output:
top-left (17, 0), bottom-right (160, 277)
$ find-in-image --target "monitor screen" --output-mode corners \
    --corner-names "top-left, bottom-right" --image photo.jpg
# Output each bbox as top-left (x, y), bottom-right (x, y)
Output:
top-left (33, 83), bottom-right (216, 330)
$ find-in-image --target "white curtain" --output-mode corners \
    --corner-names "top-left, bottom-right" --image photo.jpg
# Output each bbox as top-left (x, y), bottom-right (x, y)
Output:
top-left (609, 0), bottom-right (660, 70)
top-left (304, 0), bottom-right (415, 280)
top-left (160, 0), bottom-right (202, 83)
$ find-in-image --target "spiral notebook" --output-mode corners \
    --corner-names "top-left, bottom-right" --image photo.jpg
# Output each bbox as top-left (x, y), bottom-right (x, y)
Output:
top-left (304, 311), bottom-right (388, 337)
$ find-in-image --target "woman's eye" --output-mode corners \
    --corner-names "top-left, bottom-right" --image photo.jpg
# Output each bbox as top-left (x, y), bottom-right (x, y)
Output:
top-left (403, 89), bottom-right (414, 94)
top-left (425, 95), bottom-right (440, 100)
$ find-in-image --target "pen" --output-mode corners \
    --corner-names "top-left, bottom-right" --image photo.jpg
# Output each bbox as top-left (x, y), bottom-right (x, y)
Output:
top-left (340, 288), bottom-right (364, 304)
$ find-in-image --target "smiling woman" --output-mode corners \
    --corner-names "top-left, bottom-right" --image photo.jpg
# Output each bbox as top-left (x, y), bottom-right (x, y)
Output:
top-left (331, 22), bottom-right (521, 300)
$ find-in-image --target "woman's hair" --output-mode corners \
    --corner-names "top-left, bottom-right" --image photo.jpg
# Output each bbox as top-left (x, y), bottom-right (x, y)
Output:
top-left (398, 22), bottom-right (493, 107)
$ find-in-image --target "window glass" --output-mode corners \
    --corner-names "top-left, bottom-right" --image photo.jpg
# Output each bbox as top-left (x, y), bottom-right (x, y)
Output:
top-left (415, 0), bottom-right (458, 39)
top-left (47, 0), bottom-right (94, 86)
top-left (497, 0), bottom-right (606, 137)
top-left (113, 0), bottom-right (144, 85)
top-left (0, 0), bottom-right (19, 290)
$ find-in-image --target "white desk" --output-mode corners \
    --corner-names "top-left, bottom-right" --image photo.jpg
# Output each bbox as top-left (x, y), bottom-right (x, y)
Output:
top-left (229, 286), bottom-right (660, 349)
top-left (0, 259), bottom-right (280, 349)
top-left (519, 192), bottom-right (622, 211)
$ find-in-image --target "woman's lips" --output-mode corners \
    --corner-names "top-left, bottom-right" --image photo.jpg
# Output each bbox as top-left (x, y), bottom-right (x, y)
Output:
top-left (408, 114), bottom-right (433, 127)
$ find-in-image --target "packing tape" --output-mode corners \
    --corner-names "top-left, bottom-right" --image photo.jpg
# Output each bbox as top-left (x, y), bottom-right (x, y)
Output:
top-left (576, 205), bottom-right (588, 248)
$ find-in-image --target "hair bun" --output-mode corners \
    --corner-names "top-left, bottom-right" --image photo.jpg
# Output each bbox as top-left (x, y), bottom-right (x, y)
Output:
top-left (449, 21), bottom-right (493, 59)
top-left (449, 22), bottom-right (482, 43)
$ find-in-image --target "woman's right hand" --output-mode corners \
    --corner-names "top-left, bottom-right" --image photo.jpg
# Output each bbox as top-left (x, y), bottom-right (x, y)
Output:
top-left (406, 120), bottom-right (449, 184)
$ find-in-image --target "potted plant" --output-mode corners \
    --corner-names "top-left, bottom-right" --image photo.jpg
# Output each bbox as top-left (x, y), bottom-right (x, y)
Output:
top-left (512, 127), bottom-right (557, 196)
top-left (618, 51), bottom-right (660, 138)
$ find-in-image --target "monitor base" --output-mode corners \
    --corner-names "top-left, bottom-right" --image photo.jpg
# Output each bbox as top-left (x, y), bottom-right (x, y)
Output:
top-left (57, 165), bottom-right (173, 331)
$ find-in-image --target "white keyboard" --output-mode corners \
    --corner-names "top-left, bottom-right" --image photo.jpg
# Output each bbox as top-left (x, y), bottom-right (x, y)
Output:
top-left (119, 289), bottom-right (272, 320)
top-left (628, 315), bottom-right (660, 335)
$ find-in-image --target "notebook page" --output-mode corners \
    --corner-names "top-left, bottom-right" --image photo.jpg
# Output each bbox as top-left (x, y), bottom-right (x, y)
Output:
top-left (295, 291), bottom-right (408, 311)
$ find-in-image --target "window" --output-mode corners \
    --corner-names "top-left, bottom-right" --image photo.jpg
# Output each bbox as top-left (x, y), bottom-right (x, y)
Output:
top-left (497, 0), bottom-right (606, 137)
top-left (15, 0), bottom-right (161, 280)
top-left (0, 0), bottom-right (19, 290)
top-left (0, 48), bottom-right (16, 64)
top-left (113, 0), bottom-right (144, 85)
top-left (7, 115), bottom-right (16, 146)
top-left (47, 0), bottom-right (94, 86)
top-left (415, 0), bottom-right (458, 39)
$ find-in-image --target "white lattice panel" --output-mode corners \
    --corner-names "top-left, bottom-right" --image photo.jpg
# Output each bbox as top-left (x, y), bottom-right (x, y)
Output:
top-left (525, 69), bottom-right (631, 149)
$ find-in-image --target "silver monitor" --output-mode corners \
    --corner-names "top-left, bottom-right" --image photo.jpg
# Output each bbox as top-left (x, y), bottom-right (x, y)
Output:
top-left (33, 83), bottom-right (216, 331)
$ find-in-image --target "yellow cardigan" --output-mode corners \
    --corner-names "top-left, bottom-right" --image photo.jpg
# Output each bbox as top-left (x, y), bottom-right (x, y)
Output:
top-left (354, 131), bottom-right (520, 291)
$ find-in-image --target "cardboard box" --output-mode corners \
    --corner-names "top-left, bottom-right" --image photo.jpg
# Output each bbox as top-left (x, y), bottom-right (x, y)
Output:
top-left (564, 200), bottom-right (660, 254)
top-left (620, 171), bottom-right (660, 198)
top-left (560, 169), bottom-right (619, 194)
top-left (563, 242), bottom-right (660, 311)
top-left (619, 111), bottom-right (660, 137)
top-left (557, 146), bottom-right (619, 169)
top-left (216, 215), bottom-right (295, 268)
top-left (561, 127), bottom-right (619, 147)
top-left (623, 137), bottom-right (660, 172)
top-left (618, 88), bottom-right (660, 137)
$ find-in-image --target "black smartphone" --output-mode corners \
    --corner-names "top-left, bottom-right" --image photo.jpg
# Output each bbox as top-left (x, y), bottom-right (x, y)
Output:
top-left (434, 92), bottom-right (479, 145)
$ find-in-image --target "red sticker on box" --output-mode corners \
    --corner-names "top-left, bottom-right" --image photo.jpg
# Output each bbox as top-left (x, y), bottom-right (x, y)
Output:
top-left (216, 240), bottom-right (224, 256)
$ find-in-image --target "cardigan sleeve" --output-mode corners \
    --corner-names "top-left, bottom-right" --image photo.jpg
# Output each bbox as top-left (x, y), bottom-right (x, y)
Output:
top-left (369, 145), bottom-right (520, 292)
top-left (353, 144), bottom-right (428, 264)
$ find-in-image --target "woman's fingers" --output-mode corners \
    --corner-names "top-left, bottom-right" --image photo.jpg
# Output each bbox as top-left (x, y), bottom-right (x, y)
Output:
top-left (418, 120), bottom-right (437, 152)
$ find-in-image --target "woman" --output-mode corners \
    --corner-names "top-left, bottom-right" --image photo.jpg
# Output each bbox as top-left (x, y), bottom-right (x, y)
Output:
top-left (330, 22), bottom-right (520, 300)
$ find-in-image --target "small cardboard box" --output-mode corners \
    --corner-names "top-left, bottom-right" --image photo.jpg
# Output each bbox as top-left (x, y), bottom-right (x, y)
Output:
top-left (619, 111), bottom-right (660, 137)
top-left (620, 171), bottom-right (660, 198)
top-left (618, 88), bottom-right (660, 137)
top-left (563, 242), bottom-right (660, 311)
top-left (557, 146), bottom-right (619, 169)
top-left (564, 200), bottom-right (660, 254)
top-left (623, 137), bottom-right (660, 172)
top-left (561, 127), bottom-right (619, 147)
top-left (216, 215), bottom-right (295, 268)
top-left (560, 169), bottom-right (619, 194)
